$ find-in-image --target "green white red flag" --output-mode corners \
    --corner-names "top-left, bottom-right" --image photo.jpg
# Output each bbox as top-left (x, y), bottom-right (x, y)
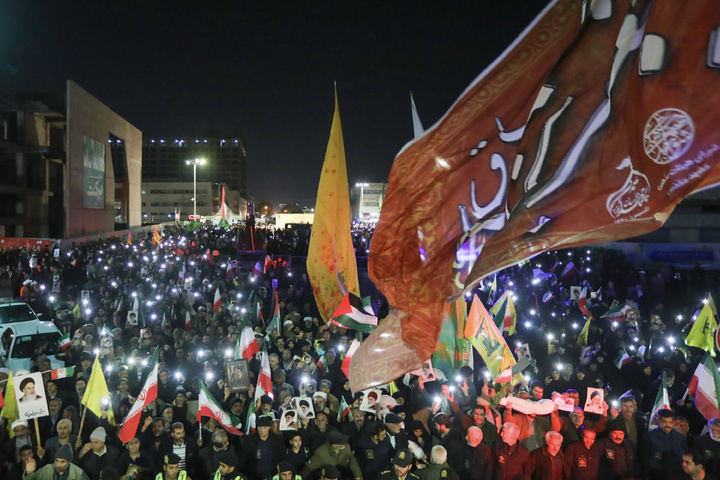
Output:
top-left (685, 352), bottom-right (720, 421)
top-left (50, 366), bottom-right (74, 380)
top-left (338, 396), bottom-right (351, 421)
top-left (118, 348), bottom-right (158, 443)
top-left (649, 377), bottom-right (672, 427)
top-left (236, 319), bottom-right (259, 361)
top-left (197, 380), bottom-right (243, 436)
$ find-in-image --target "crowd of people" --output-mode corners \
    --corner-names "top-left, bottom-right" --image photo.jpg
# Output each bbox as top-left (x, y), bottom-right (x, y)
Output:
top-left (0, 223), bottom-right (719, 480)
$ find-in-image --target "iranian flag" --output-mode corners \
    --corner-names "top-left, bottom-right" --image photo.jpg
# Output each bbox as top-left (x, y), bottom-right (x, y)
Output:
top-left (51, 366), bottom-right (75, 380)
top-left (236, 319), bottom-right (259, 361)
top-left (254, 347), bottom-right (273, 401)
top-left (265, 288), bottom-right (280, 333)
top-left (602, 302), bottom-right (632, 321)
top-left (59, 334), bottom-right (70, 351)
top-left (118, 348), bottom-right (159, 443)
top-left (542, 291), bottom-right (554, 303)
top-left (184, 310), bottom-right (192, 331)
top-left (561, 261), bottom-right (576, 278)
top-left (685, 352), bottom-right (720, 421)
top-left (198, 381), bottom-right (243, 435)
top-left (213, 288), bottom-right (222, 312)
top-left (316, 352), bottom-right (327, 374)
top-left (649, 377), bottom-right (672, 427)
top-left (341, 340), bottom-right (361, 379)
top-left (578, 287), bottom-right (590, 317)
top-left (245, 397), bottom-right (256, 435)
top-left (337, 396), bottom-right (351, 421)
top-left (330, 292), bottom-right (378, 334)
top-left (495, 367), bottom-right (513, 384)
top-left (613, 349), bottom-right (631, 370)
top-left (253, 261), bottom-right (262, 276)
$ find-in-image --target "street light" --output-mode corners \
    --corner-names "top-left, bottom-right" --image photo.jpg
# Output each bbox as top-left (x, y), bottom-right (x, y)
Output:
top-left (185, 158), bottom-right (206, 220)
top-left (355, 182), bottom-right (369, 220)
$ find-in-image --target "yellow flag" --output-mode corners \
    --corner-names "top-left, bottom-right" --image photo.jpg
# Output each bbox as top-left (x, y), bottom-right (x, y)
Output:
top-left (686, 303), bottom-right (718, 356)
top-left (465, 294), bottom-right (515, 380)
top-left (82, 357), bottom-right (116, 425)
top-left (153, 229), bottom-right (161, 245)
top-left (0, 372), bottom-right (18, 437)
top-left (576, 316), bottom-right (592, 349)
top-left (307, 91), bottom-right (359, 322)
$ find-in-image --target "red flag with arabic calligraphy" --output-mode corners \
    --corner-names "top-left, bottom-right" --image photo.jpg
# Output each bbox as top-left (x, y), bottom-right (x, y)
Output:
top-left (352, 0), bottom-right (720, 391)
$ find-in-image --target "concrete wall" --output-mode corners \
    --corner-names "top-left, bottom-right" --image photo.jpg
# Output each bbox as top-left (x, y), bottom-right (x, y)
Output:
top-left (65, 81), bottom-right (142, 236)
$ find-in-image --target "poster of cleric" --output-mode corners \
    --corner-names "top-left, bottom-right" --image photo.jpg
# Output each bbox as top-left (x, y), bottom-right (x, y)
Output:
top-left (14, 372), bottom-right (49, 419)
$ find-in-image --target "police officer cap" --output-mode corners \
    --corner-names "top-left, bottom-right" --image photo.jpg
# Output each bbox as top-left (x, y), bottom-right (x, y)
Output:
top-left (164, 453), bottom-right (181, 465)
top-left (321, 464), bottom-right (340, 479)
top-left (218, 449), bottom-right (238, 467)
top-left (391, 449), bottom-right (414, 468)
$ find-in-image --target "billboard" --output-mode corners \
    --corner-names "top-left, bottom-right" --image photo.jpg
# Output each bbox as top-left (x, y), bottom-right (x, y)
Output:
top-left (83, 136), bottom-right (105, 208)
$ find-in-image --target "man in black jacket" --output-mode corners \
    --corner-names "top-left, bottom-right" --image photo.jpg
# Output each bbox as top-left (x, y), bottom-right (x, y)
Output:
top-left (242, 416), bottom-right (284, 479)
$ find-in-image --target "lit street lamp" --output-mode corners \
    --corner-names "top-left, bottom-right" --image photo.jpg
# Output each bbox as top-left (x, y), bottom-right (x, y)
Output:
top-left (355, 182), bottom-right (369, 220)
top-left (185, 158), bottom-right (206, 220)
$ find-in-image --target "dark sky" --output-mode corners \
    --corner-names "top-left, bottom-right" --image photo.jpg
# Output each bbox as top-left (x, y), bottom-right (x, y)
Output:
top-left (0, 1), bottom-right (549, 206)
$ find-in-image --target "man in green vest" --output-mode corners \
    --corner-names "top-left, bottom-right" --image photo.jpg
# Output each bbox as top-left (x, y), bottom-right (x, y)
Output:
top-left (213, 450), bottom-right (247, 480)
top-left (156, 453), bottom-right (191, 480)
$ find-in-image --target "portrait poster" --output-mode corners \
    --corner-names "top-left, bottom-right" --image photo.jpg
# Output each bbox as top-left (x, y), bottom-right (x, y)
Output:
top-left (226, 359), bottom-right (250, 393)
top-left (99, 336), bottom-right (114, 356)
top-left (127, 311), bottom-right (139, 326)
top-left (295, 397), bottom-right (315, 419)
top-left (360, 388), bottom-right (383, 413)
top-left (410, 359), bottom-right (436, 382)
top-left (15, 372), bottom-right (49, 419)
top-left (570, 286), bottom-right (582, 300)
top-left (585, 387), bottom-right (605, 415)
top-left (279, 409), bottom-right (298, 431)
top-left (83, 136), bottom-right (106, 209)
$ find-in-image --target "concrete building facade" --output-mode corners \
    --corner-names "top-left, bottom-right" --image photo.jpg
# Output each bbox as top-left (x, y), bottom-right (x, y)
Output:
top-left (0, 81), bottom-right (141, 238)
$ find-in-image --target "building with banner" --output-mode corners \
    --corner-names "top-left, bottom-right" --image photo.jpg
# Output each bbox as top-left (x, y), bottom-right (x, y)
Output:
top-left (351, 182), bottom-right (386, 222)
top-left (141, 181), bottom-right (247, 224)
top-left (0, 81), bottom-right (142, 238)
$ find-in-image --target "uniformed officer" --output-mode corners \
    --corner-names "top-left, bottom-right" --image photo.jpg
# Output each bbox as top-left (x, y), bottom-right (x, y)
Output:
top-left (379, 449), bottom-right (421, 480)
top-left (214, 449), bottom-right (248, 480)
top-left (156, 453), bottom-right (192, 480)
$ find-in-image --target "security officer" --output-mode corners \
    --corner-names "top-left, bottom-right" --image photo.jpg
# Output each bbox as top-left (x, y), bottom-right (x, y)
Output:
top-left (379, 449), bottom-right (421, 480)
top-left (320, 464), bottom-right (341, 480)
top-left (214, 450), bottom-right (247, 480)
top-left (156, 453), bottom-right (192, 480)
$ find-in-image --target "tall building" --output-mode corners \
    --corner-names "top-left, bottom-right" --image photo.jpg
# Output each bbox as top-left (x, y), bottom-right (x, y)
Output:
top-left (142, 134), bottom-right (247, 196)
top-left (351, 182), bottom-right (387, 222)
top-left (0, 81), bottom-right (142, 238)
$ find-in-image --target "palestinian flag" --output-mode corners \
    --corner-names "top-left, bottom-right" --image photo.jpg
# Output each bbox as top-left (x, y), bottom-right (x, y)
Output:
top-left (613, 349), bottom-right (631, 370)
top-left (649, 377), bottom-right (672, 427)
top-left (51, 366), bottom-right (75, 380)
top-left (338, 396), bottom-right (351, 422)
top-left (118, 348), bottom-right (159, 443)
top-left (198, 381), bottom-right (243, 436)
top-left (236, 319), bottom-right (259, 361)
top-left (685, 352), bottom-right (720, 421)
top-left (330, 292), bottom-right (378, 334)
top-left (341, 339), bottom-right (361, 379)
top-left (59, 333), bottom-right (71, 351)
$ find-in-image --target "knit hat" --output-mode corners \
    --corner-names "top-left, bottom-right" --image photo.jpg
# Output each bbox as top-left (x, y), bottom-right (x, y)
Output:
top-left (277, 461), bottom-right (294, 473)
top-left (260, 395), bottom-right (273, 405)
top-left (384, 413), bottom-right (403, 424)
top-left (90, 427), bottom-right (107, 443)
top-left (257, 415), bottom-right (273, 427)
top-left (56, 444), bottom-right (73, 462)
top-left (606, 418), bottom-right (627, 434)
top-left (218, 449), bottom-right (238, 467)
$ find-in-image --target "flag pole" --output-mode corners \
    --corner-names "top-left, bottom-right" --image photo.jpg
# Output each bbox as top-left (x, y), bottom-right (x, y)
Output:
top-left (34, 418), bottom-right (41, 449)
top-left (79, 352), bottom-right (100, 439)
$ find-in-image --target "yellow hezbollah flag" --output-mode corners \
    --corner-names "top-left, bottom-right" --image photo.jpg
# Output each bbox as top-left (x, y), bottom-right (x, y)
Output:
top-left (0, 372), bottom-right (18, 437)
top-left (465, 294), bottom-right (515, 380)
top-left (576, 316), bottom-right (592, 349)
top-left (307, 91), bottom-right (359, 322)
top-left (82, 357), bottom-right (116, 425)
top-left (686, 303), bottom-right (718, 356)
top-left (153, 229), bottom-right (161, 245)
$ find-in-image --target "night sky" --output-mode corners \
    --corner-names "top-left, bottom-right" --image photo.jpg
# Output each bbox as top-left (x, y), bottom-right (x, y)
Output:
top-left (0, 1), bottom-right (549, 206)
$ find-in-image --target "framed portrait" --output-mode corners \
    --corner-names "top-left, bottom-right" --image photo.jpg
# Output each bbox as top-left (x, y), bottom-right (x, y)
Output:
top-left (226, 359), bottom-right (250, 393)
top-left (295, 396), bottom-right (315, 419)
top-left (127, 310), bottom-right (139, 326)
top-left (81, 290), bottom-right (90, 301)
top-left (280, 409), bottom-right (299, 431)
top-left (15, 372), bottom-right (49, 419)
top-left (570, 286), bottom-right (582, 300)
top-left (360, 388), bottom-right (383, 413)
top-left (585, 387), bottom-right (605, 415)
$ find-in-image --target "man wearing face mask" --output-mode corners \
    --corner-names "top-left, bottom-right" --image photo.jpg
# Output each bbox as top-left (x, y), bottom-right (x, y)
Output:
top-left (23, 444), bottom-right (89, 480)
top-left (693, 418), bottom-right (720, 476)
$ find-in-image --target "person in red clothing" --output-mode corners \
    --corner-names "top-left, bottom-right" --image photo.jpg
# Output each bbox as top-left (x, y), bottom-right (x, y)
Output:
top-left (529, 431), bottom-right (565, 480)
top-left (493, 422), bottom-right (530, 480)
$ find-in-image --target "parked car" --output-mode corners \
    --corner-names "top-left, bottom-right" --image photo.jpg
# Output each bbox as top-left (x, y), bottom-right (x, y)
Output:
top-left (0, 322), bottom-right (64, 373)
top-left (0, 301), bottom-right (46, 334)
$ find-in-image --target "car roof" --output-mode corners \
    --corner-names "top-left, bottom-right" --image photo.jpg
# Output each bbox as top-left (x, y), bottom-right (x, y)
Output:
top-left (5, 321), bottom-right (60, 336)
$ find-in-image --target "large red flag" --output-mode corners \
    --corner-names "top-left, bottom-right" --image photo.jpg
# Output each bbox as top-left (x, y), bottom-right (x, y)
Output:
top-left (353, 0), bottom-right (720, 390)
